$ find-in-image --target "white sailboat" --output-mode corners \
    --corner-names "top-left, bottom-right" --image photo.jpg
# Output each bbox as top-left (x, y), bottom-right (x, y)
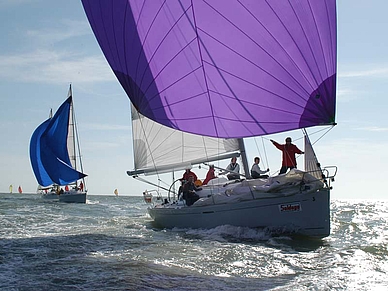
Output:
top-left (82, 0), bottom-right (338, 237)
top-left (129, 109), bottom-right (336, 238)
top-left (30, 85), bottom-right (87, 203)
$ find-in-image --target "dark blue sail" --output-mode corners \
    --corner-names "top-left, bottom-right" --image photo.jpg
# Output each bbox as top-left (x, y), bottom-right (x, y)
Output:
top-left (29, 96), bottom-right (87, 187)
top-left (30, 119), bottom-right (52, 186)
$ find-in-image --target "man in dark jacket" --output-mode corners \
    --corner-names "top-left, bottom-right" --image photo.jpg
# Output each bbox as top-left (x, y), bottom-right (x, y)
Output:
top-left (182, 176), bottom-right (201, 206)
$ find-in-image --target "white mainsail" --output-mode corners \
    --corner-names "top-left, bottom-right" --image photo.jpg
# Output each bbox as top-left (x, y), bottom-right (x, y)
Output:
top-left (129, 105), bottom-right (240, 176)
top-left (67, 87), bottom-right (76, 170)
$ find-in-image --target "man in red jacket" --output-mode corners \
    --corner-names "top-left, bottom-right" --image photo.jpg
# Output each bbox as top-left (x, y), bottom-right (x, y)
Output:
top-left (202, 165), bottom-right (216, 185)
top-left (270, 137), bottom-right (304, 174)
top-left (180, 168), bottom-right (198, 183)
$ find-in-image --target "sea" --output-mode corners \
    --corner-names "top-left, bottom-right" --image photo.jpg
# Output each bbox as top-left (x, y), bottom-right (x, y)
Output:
top-left (0, 194), bottom-right (387, 291)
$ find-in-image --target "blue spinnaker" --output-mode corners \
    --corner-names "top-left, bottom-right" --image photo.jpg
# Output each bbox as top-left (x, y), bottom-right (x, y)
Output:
top-left (29, 96), bottom-right (86, 187)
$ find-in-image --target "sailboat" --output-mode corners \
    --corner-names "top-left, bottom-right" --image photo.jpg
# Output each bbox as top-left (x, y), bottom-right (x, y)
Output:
top-left (29, 85), bottom-right (88, 203)
top-left (9, 185), bottom-right (12, 194)
top-left (18, 186), bottom-right (22, 194)
top-left (114, 189), bottom-right (119, 196)
top-left (82, 0), bottom-right (338, 237)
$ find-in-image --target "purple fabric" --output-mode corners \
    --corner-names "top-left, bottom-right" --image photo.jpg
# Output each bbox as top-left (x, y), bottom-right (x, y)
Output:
top-left (81, 0), bottom-right (337, 138)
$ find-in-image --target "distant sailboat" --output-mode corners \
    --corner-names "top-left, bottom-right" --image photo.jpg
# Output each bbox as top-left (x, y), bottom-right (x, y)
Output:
top-left (114, 189), bottom-right (119, 196)
top-left (29, 85), bottom-right (88, 203)
top-left (18, 186), bottom-right (22, 194)
top-left (9, 185), bottom-right (13, 193)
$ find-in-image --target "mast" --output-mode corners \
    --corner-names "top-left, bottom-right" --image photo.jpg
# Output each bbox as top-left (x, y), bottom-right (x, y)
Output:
top-left (70, 85), bottom-right (87, 190)
top-left (238, 139), bottom-right (250, 179)
top-left (68, 85), bottom-right (77, 175)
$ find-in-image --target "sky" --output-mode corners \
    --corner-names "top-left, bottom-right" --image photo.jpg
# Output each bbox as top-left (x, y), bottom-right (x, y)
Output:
top-left (0, 0), bottom-right (387, 199)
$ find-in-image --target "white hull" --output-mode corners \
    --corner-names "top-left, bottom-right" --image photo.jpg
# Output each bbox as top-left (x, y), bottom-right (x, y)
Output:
top-left (149, 189), bottom-right (330, 238)
top-left (58, 191), bottom-right (87, 203)
top-left (147, 170), bottom-right (331, 238)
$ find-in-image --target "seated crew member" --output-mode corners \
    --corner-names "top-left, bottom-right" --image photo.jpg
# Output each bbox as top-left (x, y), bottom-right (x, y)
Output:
top-left (250, 157), bottom-right (269, 179)
top-left (220, 157), bottom-right (240, 180)
top-left (182, 176), bottom-right (201, 206)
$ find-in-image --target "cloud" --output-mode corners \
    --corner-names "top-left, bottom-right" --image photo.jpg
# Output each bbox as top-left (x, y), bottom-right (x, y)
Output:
top-left (339, 67), bottom-right (388, 78)
top-left (82, 141), bottom-right (123, 152)
top-left (0, 14), bottom-right (115, 84)
top-left (26, 19), bottom-right (91, 45)
top-left (336, 65), bottom-right (388, 102)
top-left (0, 49), bottom-right (115, 84)
top-left (336, 88), bottom-right (359, 102)
top-left (80, 136), bottom-right (131, 156)
top-left (0, 0), bottom-right (34, 7)
top-left (354, 126), bottom-right (388, 132)
top-left (82, 123), bottom-right (131, 131)
top-left (317, 137), bottom-right (388, 160)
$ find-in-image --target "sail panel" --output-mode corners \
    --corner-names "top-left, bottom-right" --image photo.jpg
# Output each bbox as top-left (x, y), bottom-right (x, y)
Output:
top-left (131, 105), bottom-right (240, 175)
top-left (30, 119), bottom-right (53, 186)
top-left (82, 0), bottom-right (337, 138)
top-left (304, 135), bottom-right (324, 181)
top-left (43, 97), bottom-right (73, 167)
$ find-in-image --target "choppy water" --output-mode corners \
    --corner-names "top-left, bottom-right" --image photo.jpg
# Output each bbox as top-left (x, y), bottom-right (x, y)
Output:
top-left (0, 194), bottom-right (387, 290)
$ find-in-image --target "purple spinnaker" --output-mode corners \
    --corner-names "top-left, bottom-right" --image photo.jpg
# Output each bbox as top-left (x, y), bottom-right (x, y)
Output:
top-left (81, 0), bottom-right (337, 138)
